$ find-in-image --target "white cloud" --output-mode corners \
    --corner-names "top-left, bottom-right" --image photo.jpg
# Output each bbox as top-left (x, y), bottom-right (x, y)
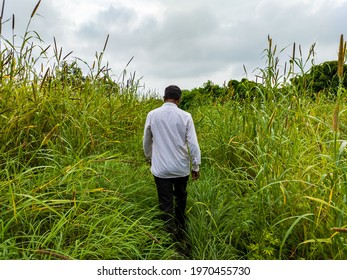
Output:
top-left (1, 0), bottom-right (347, 93)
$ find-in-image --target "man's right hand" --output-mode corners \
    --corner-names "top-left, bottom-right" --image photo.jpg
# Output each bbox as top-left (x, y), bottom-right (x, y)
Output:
top-left (191, 170), bottom-right (200, 180)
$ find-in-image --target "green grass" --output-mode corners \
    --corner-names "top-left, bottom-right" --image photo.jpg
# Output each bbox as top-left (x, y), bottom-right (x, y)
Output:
top-left (1, 1), bottom-right (347, 260)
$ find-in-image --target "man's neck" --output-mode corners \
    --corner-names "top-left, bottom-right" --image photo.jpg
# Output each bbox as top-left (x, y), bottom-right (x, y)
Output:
top-left (165, 99), bottom-right (180, 105)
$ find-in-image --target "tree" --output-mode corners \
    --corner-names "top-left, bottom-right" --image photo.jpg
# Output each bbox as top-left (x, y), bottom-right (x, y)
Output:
top-left (291, 61), bottom-right (347, 96)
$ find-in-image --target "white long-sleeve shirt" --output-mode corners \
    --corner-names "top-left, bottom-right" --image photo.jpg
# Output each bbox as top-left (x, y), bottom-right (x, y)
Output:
top-left (143, 102), bottom-right (201, 178)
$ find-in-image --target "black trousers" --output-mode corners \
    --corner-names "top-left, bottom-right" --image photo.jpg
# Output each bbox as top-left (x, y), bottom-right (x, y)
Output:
top-left (154, 175), bottom-right (189, 232)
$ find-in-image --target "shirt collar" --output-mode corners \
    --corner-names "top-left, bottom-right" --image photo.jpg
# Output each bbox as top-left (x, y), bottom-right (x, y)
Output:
top-left (162, 102), bottom-right (178, 108)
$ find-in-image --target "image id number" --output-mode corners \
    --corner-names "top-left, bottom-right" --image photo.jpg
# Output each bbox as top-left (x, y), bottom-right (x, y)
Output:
top-left (191, 266), bottom-right (251, 276)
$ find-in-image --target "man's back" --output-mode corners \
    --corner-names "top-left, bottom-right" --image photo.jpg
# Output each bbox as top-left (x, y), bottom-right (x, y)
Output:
top-left (143, 102), bottom-right (200, 178)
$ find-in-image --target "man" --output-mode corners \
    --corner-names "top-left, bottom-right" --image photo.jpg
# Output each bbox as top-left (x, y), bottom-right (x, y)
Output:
top-left (143, 85), bottom-right (201, 236)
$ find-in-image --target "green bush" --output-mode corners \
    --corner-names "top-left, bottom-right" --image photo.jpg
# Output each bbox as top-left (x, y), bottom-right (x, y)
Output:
top-left (291, 61), bottom-right (347, 96)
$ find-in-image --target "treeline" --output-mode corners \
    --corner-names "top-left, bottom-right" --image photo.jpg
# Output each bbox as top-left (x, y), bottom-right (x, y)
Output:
top-left (180, 60), bottom-right (347, 110)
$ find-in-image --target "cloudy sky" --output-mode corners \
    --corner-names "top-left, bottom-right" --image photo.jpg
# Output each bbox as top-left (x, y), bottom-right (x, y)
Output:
top-left (2, 0), bottom-right (347, 94)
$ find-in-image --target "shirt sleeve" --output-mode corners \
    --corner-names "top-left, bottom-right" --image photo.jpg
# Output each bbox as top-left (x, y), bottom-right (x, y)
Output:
top-left (143, 114), bottom-right (153, 159)
top-left (187, 116), bottom-right (201, 171)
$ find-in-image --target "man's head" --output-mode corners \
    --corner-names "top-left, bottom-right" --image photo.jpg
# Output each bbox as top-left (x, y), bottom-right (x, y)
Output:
top-left (164, 85), bottom-right (181, 102)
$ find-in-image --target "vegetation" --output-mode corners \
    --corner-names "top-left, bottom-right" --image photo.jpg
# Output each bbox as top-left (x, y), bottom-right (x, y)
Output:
top-left (291, 60), bottom-right (347, 97)
top-left (1, 1), bottom-right (347, 260)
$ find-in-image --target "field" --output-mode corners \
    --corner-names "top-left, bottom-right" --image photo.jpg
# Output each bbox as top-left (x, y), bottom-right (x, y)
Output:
top-left (1, 3), bottom-right (347, 260)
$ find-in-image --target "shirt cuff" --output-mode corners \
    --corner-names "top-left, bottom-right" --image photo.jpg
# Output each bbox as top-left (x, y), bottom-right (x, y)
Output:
top-left (192, 165), bottom-right (199, 172)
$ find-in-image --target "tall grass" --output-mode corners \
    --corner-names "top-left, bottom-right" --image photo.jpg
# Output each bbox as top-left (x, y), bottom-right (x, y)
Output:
top-left (0, 1), bottom-right (178, 260)
top-left (185, 35), bottom-right (347, 260)
top-left (1, 2), bottom-right (347, 260)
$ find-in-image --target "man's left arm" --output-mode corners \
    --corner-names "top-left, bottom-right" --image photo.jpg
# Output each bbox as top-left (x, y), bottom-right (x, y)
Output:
top-left (143, 115), bottom-right (153, 160)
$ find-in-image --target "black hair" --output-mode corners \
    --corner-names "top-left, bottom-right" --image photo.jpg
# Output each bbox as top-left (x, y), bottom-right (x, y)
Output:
top-left (164, 85), bottom-right (182, 100)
